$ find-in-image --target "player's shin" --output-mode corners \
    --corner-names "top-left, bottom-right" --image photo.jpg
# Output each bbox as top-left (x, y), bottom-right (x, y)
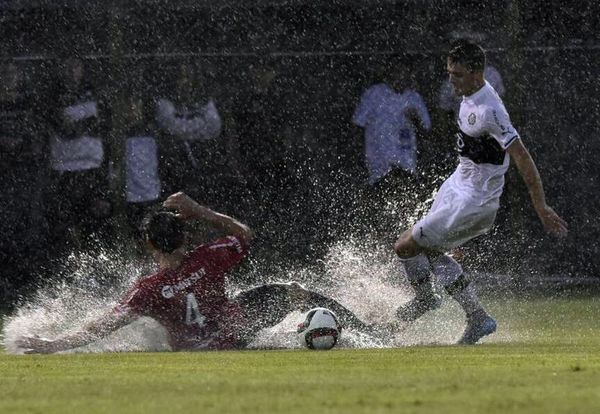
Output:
top-left (432, 255), bottom-right (497, 344)
top-left (396, 254), bottom-right (442, 322)
top-left (432, 254), bottom-right (482, 315)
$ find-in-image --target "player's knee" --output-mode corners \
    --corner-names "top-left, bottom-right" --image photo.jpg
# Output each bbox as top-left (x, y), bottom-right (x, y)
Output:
top-left (394, 230), bottom-right (419, 258)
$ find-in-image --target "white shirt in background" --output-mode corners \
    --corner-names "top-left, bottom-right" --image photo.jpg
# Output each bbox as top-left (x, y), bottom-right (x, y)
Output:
top-left (155, 98), bottom-right (222, 142)
top-left (51, 99), bottom-right (103, 172)
top-left (126, 136), bottom-right (161, 203)
top-left (353, 83), bottom-right (431, 185)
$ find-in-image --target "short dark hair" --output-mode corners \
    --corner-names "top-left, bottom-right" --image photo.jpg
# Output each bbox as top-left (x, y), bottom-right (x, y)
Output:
top-left (141, 211), bottom-right (185, 253)
top-left (448, 40), bottom-right (486, 72)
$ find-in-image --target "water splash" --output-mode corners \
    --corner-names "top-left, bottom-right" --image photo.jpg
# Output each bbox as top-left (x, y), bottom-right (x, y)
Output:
top-left (241, 238), bottom-right (471, 349)
top-left (1, 247), bottom-right (168, 354)
top-left (2, 235), bottom-right (476, 354)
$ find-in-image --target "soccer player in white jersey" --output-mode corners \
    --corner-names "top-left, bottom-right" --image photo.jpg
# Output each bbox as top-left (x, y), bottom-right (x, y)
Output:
top-left (392, 40), bottom-right (568, 344)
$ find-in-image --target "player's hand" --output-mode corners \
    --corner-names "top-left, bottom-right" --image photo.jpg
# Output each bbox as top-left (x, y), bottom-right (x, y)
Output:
top-left (537, 205), bottom-right (568, 238)
top-left (163, 192), bottom-right (203, 220)
top-left (15, 335), bottom-right (59, 354)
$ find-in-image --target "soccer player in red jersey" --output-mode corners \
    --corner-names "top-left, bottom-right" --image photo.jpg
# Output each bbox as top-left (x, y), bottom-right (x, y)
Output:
top-left (17, 192), bottom-right (369, 353)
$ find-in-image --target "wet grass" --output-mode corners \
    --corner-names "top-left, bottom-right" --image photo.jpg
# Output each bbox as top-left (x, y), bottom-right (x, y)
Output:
top-left (1, 295), bottom-right (600, 414)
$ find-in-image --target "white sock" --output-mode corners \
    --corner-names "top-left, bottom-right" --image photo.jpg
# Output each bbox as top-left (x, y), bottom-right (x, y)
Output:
top-left (452, 284), bottom-right (484, 317)
top-left (400, 254), bottom-right (432, 285)
top-left (399, 254), bottom-right (436, 299)
top-left (430, 254), bottom-right (462, 286)
top-left (431, 254), bottom-right (483, 317)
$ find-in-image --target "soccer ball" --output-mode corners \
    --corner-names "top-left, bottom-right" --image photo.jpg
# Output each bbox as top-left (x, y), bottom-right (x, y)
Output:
top-left (297, 307), bottom-right (342, 350)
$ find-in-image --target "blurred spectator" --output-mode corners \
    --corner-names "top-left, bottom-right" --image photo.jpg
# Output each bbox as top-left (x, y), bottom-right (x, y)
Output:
top-left (1, 62), bottom-right (30, 154)
top-left (155, 62), bottom-right (225, 201)
top-left (1, 61), bottom-right (49, 302)
top-left (46, 57), bottom-right (111, 251)
top-left (353, 66), bottom-right (432, 186)
top-left (50, 58), bottom-right (104, 171)
top-left (233, 62), bottom-right (285, 187)
top-left (229, 62), bottom-right (286, 217)
top-left (125, 95), bottom-right (161, 233)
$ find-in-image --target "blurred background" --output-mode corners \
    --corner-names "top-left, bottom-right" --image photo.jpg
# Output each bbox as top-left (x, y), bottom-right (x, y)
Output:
top-left (1, 0), bottom-right (598, 312)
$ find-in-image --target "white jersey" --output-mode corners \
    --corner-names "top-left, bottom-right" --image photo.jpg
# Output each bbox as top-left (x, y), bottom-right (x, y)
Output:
top-left (450, 80), bottom-right (520, 203)
top-left (412, 81), bottom-right (519, 251)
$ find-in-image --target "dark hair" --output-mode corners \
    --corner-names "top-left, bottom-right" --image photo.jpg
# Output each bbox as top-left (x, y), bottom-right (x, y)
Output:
top-left (141, 211), bottom-right (185, 253)
top-left (448, 40), bottom-right (486, 72)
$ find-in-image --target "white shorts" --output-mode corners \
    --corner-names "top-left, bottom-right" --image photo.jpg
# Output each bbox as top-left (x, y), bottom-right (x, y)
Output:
top-left (412, 178), bottom-right (499, 251)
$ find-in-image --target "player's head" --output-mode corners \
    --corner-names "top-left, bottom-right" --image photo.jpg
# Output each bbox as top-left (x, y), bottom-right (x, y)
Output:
top-left (446, 40), bottom-right (486, 96)
top-left (448, 40), bottom-right (486, 72)
top-left (141, 211), bottom-right (185, 254)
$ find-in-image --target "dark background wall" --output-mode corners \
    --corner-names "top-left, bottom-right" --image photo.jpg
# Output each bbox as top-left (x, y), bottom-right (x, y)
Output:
top-left (1, 0), bottom-right (599, 309)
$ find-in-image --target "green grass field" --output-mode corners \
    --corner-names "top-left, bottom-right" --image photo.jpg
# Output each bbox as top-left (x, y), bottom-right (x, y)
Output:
top-left (2, 295), bottom-right (600, 414)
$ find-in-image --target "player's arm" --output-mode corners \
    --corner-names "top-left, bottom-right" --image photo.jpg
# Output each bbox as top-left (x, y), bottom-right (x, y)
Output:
top-left (506, 139), bottom-right (568, 237)
top-left (15, 311), bottom-right (136, 354)
top-left (163, 192), bottom-right (254, 244)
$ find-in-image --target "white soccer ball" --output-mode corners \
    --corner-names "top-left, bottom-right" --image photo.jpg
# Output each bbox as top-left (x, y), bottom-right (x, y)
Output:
top-left (297, 307), bottom-right (342, 350)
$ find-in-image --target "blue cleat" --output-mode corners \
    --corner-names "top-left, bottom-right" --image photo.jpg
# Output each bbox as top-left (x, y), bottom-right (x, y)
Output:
top-left (458, 310), bottom-right (497, 345)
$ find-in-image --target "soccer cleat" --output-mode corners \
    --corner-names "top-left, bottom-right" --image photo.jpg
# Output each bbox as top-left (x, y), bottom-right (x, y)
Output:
top-left (395, 290), bottom-right (442, 322)
top-left (458, 310), bottom-right (497, 345)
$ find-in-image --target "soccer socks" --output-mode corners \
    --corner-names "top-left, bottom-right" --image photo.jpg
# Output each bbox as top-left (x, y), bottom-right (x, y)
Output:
top-left (431, 254), bottom-right (484, 317)
top-left (401, 254), bottom-right (436, 297)
top-left (396, 254), bottom-right (441, 321)
top-left (448, 279), bottom-right (484, 316)
top-left (401, 253), bottom-right (432, 283)
top-left (430, 254), bottom-right (462, 286)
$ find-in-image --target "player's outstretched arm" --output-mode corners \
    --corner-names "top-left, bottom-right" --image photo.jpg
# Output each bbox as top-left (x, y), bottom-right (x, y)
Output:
top-left (507, 139), bottom-right (568, 237)
top-left (15, 311), bottom-right (135, 354)
top-left (163, 192), bottom-right (254, 243)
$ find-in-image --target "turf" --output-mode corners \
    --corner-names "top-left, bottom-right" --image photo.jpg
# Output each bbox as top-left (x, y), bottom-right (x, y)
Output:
top-left (2, 295), bottom-right (600, 414)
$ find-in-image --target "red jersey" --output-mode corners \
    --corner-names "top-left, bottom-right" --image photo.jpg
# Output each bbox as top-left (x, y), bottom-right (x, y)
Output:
top-left (114, 235), bottom-right (249, 351)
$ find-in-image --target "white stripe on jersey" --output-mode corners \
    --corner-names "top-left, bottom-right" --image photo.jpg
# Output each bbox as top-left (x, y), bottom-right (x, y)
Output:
top-left (208, 236), bottom-right (242, 253)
